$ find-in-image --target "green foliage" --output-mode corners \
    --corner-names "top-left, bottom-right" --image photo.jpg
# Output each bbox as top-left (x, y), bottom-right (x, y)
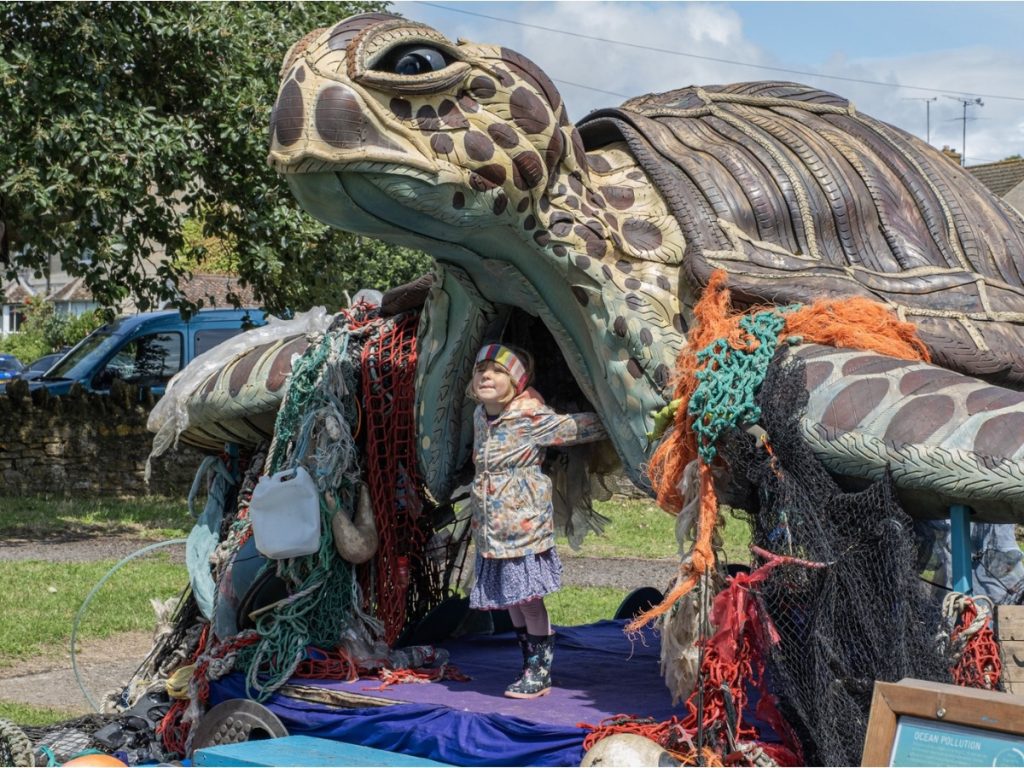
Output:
top-left (0, 296), bottom-right (102, 361)
top-left (175, 210), bottom-right (240, 276)
top-left (0, 2), bottom-right (431, 315)
top-left (0, 556), bottom-right (186, 666)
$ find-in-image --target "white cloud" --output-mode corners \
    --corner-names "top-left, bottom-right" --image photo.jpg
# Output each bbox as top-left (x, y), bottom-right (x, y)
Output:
top-left (402, 1), bottom-right (1024, 164)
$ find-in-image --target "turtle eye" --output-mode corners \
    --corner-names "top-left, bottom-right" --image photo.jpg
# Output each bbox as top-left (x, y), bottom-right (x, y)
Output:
top-left (379, 45), bottom-right (451, 76)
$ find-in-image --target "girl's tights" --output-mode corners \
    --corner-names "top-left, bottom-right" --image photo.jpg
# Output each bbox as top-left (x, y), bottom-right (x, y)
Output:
top-left (507, 597), bottom-right (551, 637)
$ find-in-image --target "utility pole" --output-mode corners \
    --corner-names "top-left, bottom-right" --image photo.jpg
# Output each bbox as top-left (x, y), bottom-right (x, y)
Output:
top-left (945, 96), bottom-right (984, 166)
top-left (904, 97), bottom-right (937, 144)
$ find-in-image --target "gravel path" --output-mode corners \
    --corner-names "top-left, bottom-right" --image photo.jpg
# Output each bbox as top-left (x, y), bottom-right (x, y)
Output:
top-left (0, 536), bottom-right (676, 590)
top-left (0, 536), bottom-right (678, 716)
top-left (0, 536), bottom-right (187, 564)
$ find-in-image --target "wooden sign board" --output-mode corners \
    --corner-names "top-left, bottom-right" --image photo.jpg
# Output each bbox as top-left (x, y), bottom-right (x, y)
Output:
top-left (997, 605), bottom-right (1024, 695)
top-left (862, 678), bottom-right (1024, 766)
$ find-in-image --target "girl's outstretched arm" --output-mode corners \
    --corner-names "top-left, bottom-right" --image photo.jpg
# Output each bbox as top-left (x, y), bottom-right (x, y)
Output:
top-left (530, 409), bottom-right (607, 447)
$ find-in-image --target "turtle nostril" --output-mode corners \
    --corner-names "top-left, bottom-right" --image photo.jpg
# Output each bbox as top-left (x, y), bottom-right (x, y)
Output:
top-left (315, 85), bottom-right (365, 149)
top-left (272, 79), bottom-right (305, 148)
top-left (313, 84), bottom-right (406, 155)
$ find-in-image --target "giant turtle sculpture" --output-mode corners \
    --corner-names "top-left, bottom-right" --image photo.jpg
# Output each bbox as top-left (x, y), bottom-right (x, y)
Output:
top-left (254, 12), bottom-right (1024, 523)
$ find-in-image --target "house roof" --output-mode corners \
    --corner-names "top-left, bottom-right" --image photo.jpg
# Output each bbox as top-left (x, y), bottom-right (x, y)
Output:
top-left (966, 156), bottom-right (1024, 197)
top-left (2, 279), bottom-right (36, 304)
top-left (47, 276), bottom-right (94, 303)
top-left (176, 273), bottom-right (257, 308)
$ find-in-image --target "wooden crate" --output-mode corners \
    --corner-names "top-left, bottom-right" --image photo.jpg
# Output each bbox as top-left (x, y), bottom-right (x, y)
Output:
top-left (996, 604), bottom-right (1024, 695)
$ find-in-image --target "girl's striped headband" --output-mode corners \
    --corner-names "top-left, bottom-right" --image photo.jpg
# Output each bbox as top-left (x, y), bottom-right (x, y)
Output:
top-left (475, 344), bottom-right (529, 393)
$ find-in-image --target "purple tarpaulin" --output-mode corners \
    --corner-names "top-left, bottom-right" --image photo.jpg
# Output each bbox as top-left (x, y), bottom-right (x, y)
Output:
top-left (209, 620), bottom-right (680, 766)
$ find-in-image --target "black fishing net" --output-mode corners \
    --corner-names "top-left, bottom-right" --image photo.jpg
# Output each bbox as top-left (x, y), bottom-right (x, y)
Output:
top-left (719, 348), bottom-right (951, 766)
top-left (17, 699), bottom-right (173, 765)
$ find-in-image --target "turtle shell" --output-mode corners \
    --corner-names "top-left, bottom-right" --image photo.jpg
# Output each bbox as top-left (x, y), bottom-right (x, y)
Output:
top-left (578, 81), bottom-right (1024, 388)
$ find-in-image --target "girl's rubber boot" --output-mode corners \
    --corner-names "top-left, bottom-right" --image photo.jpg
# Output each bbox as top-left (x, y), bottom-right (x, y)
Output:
top-left (504, 633), bottom-right (554, 699)
top-left (514, 626), bottom-right (529, 670)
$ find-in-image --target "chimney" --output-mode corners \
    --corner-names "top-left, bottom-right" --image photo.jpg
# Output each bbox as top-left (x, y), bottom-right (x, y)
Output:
top-left (940, 145), bottom-right (962, 166)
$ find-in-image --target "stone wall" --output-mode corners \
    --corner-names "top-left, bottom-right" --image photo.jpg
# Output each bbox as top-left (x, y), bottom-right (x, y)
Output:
top-left (0, 376), bottom-right (650, 501)
top-left (0, 379), bottom-right (204, 497)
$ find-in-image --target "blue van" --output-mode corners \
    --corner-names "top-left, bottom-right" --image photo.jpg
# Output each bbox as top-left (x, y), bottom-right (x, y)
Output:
top-left (9, 308), bottom-right (266, 397)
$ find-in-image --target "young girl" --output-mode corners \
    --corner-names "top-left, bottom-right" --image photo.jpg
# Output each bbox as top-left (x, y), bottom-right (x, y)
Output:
top-left (467, 343), bottom-right (607, 698)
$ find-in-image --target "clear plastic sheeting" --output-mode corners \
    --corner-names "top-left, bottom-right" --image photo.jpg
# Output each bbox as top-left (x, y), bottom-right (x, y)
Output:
top-left (917, 520), bottom-right (1024, 604)
top-left (146, 308), bottom-right (334, 475)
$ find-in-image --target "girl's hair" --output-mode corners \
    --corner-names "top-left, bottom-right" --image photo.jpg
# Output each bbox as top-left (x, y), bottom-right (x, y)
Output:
top-left (466, 343), bottom-right (534, 404)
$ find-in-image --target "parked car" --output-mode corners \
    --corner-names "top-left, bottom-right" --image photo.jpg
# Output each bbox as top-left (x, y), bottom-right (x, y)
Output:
top-left (18, 351), bottom-right (67, 382)
top-left (0, 354), bottom-right (24, 383)
top-left (2, 308), bottom-right (266, 397)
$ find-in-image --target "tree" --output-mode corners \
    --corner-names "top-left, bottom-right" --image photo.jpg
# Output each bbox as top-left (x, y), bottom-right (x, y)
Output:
top-left (0, 296), bottom-right (102, 361)
top-left (0, 2), bottom-right (431, 316)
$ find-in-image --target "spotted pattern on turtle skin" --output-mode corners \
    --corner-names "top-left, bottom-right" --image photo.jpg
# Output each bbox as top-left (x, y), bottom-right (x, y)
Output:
top-left (792, 345), bottom-right (1024, 517)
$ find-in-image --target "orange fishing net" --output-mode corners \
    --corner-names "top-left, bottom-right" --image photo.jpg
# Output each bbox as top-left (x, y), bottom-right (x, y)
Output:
top-left (629, 270), bottom-right (930, 633)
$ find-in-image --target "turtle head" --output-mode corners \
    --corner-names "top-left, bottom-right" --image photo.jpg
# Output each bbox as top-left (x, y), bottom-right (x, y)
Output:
top-left (269, 14), bottom-right (683, 499)
top-left (268, 13), bottom-right (586, 239)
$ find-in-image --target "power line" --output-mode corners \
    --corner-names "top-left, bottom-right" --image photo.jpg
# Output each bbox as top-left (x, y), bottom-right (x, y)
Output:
top-left (549, 78), bottom-right (628, 99)
top-left (414, 1), bottom-right (1024, 103)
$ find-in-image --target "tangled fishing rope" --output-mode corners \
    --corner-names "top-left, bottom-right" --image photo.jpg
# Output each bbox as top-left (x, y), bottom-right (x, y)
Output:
top-left (938, 593), bottom-right (1003, 690)
top-left (615, 270), bottom-right (936, 765)
top-left (230, 324), bottom-right (369, 701)
top-left (0, 718), bottom-right (34, 768)
top-left (632, 269), bottom-right (930, 633)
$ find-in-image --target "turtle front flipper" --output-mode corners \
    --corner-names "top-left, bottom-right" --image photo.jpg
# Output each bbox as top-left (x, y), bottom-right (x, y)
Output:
top-left (149, 317), bottom-right (330, 456)
top-left (789, 344), bottom-right (1024, 523)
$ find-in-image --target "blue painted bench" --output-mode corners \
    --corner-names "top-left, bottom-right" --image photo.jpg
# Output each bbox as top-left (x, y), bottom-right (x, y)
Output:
top-left (193, 735), bottom-right (451, 766)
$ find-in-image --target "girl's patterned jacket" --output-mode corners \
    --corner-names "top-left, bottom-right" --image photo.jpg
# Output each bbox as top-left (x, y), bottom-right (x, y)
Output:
top-left (469, 387), bottom-right (607, 559)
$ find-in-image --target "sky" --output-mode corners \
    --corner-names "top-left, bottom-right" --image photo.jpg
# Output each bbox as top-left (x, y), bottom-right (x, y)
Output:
top-left (392, 1), bottom-right (1024, 167)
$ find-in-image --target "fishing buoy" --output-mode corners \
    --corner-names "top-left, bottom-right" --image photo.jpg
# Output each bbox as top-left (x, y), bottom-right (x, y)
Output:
top-left (581, 734), bottom-right (681, 766)
top-left (63, 753), bottom-right (128, 767)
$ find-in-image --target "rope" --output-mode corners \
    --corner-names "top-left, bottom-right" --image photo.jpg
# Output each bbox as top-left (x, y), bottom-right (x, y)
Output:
top-left (359, 312), bottom-right (432, 645)
top-left (157, 624), bottom-right (209, 756)
top-left (0, 718), bottom-right (34, 768)
top-left (690, 307), bottom-right (794, 463)
top-left (363, 663), bottom-right (471, 691)
top-left (234, 322), bottom-right (368, 700)
top-left (72, 538), bottom-right (188, 713)
top-left (649, 268), bottom-right (929, 513)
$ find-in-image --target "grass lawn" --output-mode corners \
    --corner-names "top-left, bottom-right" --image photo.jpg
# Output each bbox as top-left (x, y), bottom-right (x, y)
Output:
top-left (557, 497), bottom-right (753, 567)
top-left (0, 495), bottom-right (192, 540)
top-left (0, 556), bottom-right (186, 668)
top-left (0, 701), bottom-right (78, 726)
top-left (0, 493), bottom-right (754, 666)
top-left (547, 586), bottom-right (628, 627)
